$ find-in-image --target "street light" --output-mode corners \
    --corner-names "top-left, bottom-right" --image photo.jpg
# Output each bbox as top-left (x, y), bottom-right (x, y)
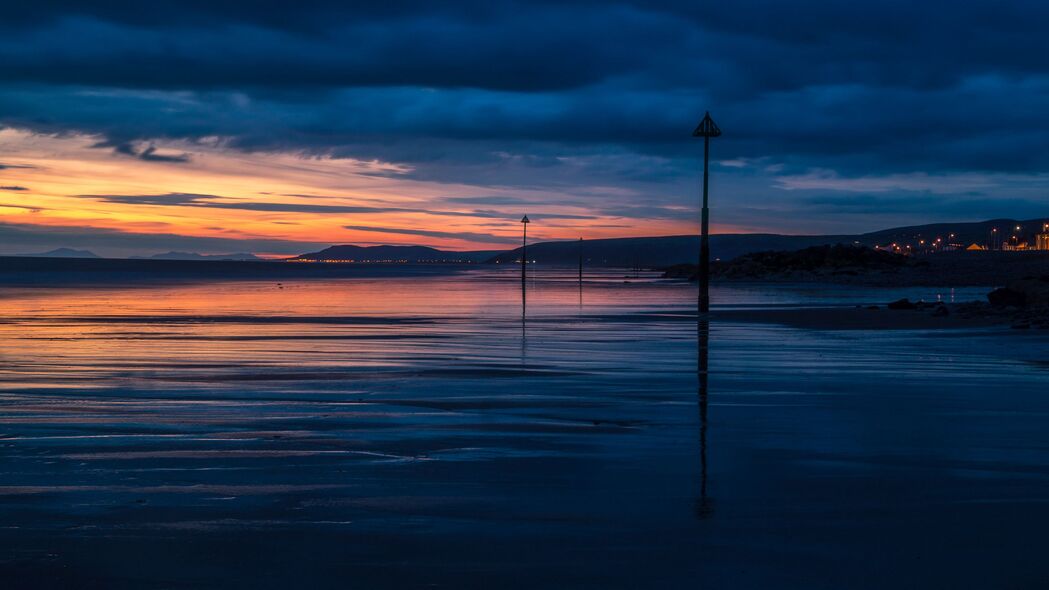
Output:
top-left (692, 111), bottom-right (721, 314)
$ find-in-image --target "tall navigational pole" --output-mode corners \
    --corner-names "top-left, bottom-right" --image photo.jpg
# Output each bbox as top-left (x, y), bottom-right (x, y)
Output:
top-left (692, 114), bottom-right (719, 507)
top-left (692, 112), bottom-right (721, 314)
top-left (520, 215), bottom-right (530, 286)
top-left (520, 215), bottom-right (530, 322)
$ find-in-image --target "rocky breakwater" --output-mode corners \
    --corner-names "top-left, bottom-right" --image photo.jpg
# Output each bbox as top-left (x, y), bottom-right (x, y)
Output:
top-left (884, 276), bottom-right (1049, 329)
top-left (984, 276), bottom-right (1049, 329)
top-left (663, 245), bottom-right (914, 282)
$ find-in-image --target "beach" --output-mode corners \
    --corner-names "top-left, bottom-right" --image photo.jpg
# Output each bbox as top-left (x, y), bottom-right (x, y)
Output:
top-left (1, 267), bottom-right (1048, 588)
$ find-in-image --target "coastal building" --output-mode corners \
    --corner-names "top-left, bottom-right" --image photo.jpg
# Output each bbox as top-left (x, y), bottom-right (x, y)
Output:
top-left (965, 243), bottom-right (987, 251)
top-left (1036, 232), bottom-right (1049, 251)
top-left (1003, 236), bottom-right (1029, 251)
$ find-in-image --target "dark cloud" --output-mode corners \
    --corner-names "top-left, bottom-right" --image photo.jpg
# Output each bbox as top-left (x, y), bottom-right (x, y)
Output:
top-left (468, 209), bottom-right (597, 221)
top-left (81, 193), bottom-right (209, 206)
top-left (442, 196), bottom-right (537, 206)
top-left (138, 145), bottom-right (190, 163)
top-left (0, 5), bottom-right (676, 92)
top-left (0, 220), bottom-right (325, 258)
top-left (596, 204), bottom-right (695, 220)
top-left (0, 186), bottom-right (29, 191)
top-left (803, 193), bottom-right (1049, 219)
top-left (95, 141), bottom-right (191, 163)
top-left (343, 225), bottom-right (517, 245)
top-left (0, 0), bottom-right (1046, 236)
top-left (82, 192), bottom-right (415, 213)
top-left (0, 1), bottom-right (1043, 174)
top-left (79, 192), bottom-right (597, 220)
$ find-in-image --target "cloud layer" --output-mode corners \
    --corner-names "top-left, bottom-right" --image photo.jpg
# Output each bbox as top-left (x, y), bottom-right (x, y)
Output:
top-left (0, 1), bottom-right (1047, 253)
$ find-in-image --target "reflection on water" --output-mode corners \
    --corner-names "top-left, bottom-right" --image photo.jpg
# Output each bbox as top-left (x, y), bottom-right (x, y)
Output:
top-left (1, 266), bottom-right (1048, 588)
top-left (696, 318), bottom-right (712, 520)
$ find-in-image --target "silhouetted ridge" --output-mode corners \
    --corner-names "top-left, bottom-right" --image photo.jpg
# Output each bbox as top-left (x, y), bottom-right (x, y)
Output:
top-left (485, 217), bottom-right (1048, 267)
top-left (292, 245), bottom-right (500, 263)
top-left (485, 235), bottom-right (852, 267)
top-left (15, 247), bottom-right (101, 259)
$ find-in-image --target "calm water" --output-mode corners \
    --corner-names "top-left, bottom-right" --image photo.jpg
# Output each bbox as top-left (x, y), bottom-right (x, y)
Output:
top-left (1, 267), bottom-right (1047, 588)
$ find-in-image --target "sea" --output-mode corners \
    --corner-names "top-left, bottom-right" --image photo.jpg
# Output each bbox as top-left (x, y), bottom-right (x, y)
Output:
top-left (1, 265), bottom-right (1047, 588)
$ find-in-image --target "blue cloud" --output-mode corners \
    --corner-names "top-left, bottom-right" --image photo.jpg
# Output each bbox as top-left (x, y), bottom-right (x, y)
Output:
top-left (0, 0), bottom-right (1046, 237)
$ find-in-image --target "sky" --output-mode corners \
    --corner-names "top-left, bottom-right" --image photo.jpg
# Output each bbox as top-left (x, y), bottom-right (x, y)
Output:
top-left (1, 0), bottom-right (1047, 257)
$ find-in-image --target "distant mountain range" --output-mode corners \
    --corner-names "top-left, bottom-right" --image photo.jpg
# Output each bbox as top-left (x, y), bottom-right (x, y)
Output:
top-left (131, 251), bottom-right (262, 261)
top-left (15, 247), bottom-right (101, 258)
top-left (10, 248), bottom-right (261, 261)
top-left (485, 217), bottom-right (1049, 267)
top-left (291, 245), bottom-right (502, 263)
top-left (11, 217), bottom-right (1047, 267)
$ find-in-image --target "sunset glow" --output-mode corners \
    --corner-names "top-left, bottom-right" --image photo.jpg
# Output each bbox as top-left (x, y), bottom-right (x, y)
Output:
top-left (0, 129), bottom-right (717, 257)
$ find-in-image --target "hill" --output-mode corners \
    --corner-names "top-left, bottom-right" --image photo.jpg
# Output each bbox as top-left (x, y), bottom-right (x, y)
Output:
top-left (133, 251), bottom-right (262, 261)
top-left (857, 218), bottom-right (1044, 249)
top-left (291, 245), bottom-right (501, 263)
top-left (484, 234), bottom-right (851, 267)
top-left (15, 247), bottom-right (100, 259)
top-left (664, 245), bottom-right (915, 280)
top-left (485, 217), bottom-right (1048, 267)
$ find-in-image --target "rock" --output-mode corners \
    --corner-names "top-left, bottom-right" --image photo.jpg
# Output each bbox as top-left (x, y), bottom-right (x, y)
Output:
top-left (887, 298), bottom-right (917, 310)
top-left (932, 306), bottom-right (949, 317)
top-left (1011, 322), bottom-right (1031, 330)
top-left (661, 263), bottom-right (697, 280)
top-left (686, 244), bottom-right (912, 281)
top-left (988, 287), bottom-right (1026, 307)
top-left (1007, 277), bottom-right (1049, 307)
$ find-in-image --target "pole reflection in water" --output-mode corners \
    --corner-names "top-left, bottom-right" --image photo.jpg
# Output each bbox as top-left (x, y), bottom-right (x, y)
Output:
top-left (578, 272), bottom-right (583, 312)
top-left (578, 237), bottom-right (584, 310)
top-left (696, 318), bottom-right (712, 519)
top-left (521, 271), bottom-right (527, 320)
top-left (520, 273), bottom-right (527, 364)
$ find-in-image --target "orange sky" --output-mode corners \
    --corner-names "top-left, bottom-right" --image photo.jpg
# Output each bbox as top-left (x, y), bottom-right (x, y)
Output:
top-left (0, 130), bottom-right (748, 257)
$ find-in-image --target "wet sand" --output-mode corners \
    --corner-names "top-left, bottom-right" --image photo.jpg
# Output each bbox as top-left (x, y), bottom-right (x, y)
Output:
top-left (1, 269), bottom-right (1048, 588)
top-left (713, 306), bottom-right (1006, 330)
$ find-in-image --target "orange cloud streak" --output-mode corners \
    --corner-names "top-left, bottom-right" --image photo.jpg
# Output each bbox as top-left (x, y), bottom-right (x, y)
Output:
top-left (0, 129), bottom-right (716, 254)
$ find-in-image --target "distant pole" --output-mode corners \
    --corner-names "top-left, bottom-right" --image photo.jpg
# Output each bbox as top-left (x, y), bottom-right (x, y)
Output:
top-left (692, 112), bottom-right (721, 314)
top-left (578, 238), bottom-right (583, 283)
top-left (521, 215), bottom-right (530, 285)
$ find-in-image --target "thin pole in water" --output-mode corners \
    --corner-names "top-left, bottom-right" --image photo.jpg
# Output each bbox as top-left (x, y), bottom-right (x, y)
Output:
top-left (692, 112), bottom-right (721, 314)
top-left (521, 215), bottom-right (530, 286)
top-left (700, 134), bottom-right (710, 313)
top-left (578, 237), bottom-right (584, 308)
